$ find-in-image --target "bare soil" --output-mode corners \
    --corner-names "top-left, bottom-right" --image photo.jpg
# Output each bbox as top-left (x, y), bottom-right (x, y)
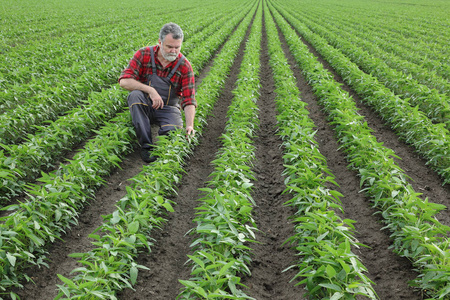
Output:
top-left (11, 11), bottom-right (450, 300)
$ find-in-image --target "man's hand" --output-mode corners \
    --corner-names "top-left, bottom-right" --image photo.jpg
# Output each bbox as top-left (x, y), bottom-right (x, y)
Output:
top-left (184, 105), bottom-right (196, 141)
top-left (186, 125), bottom-right (195, 140)
top-left (148, 88), bottom-right (164, 109)
top-left (119, 78), bottom-right (164, 109)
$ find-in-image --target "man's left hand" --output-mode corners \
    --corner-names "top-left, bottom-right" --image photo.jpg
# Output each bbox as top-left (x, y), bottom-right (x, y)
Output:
top-left (186, 126), bottom-right (195, 140)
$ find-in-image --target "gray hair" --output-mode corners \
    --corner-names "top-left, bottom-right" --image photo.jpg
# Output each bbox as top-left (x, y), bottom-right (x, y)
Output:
top-left (159, 23), bottom-right (184, 42)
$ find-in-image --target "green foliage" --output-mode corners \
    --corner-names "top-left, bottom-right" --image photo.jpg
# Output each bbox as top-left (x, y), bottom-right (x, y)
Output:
top-left (0, 112), bottom-right (135, 294)
top-left (270, 1), bottom-right (450, 297)
top-left (0, 87), bottom-right (128, 203)
top-left (178, 5), bottom-right (262, 299)
top-left (53, 2), bottom-right (257, 299)
top-left (265, 2), bottom-right (377, 298)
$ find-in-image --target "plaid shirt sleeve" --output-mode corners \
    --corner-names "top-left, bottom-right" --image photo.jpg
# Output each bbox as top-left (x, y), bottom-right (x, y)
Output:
top-left (179, 58), bottom-right (196, 109)
top-left (118, 48), bottom-right (150, 83)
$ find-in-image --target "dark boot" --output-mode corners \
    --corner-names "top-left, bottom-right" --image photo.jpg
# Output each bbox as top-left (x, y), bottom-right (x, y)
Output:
top-left (140, 147), bottom-right (158, 163)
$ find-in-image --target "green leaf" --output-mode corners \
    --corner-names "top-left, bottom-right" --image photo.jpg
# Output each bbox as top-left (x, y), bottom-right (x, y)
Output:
top-left (6, 253), bottom-right (16, 266)
top-left (88, 234), bottom-right (101, 241)
top-left (130, 265), bottom-right (138, 285)
top-left (330, 292), bottom-right (344, 300)
top-left (55, 284), bottom-right (70, 298)
top-left (163, 202), bottom-right (174, 212)
top-left (326, 264), bottom-right (337, 278)
top-left (197, 223), bottom-right (216, 233)
top-left (316, 231), bottom-right (329, 242)
top-left (179, 279), bottom-right (198, 288)
top-left (57, 274), bottom-right (78, 289)
top-left (219, 261), bottom-right (235, 277)
top-left (195, 286), bottom-right (208, 298)
top-left (337, 259), bottom-right (351, 274)
top-left (68, 252), bottom-right (87, 258)
top-left (242, 182), bottom-right (253, 189)
top-left (128, 220), bottom-right (139, 234)
top-left (111, 210), bottom-right (120, 224)
top-left (238, 233), bottom-right (246, 242)
top-left (90, 291), bottom-right (109, 299)
top-left (319, 282), bottom-right (341, 292)
top-left (187, 254), bottom-right (205, 269)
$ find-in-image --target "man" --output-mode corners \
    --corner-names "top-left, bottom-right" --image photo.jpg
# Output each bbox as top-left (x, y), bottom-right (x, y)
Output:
top-left (119, 23), bottom-right (196, 163)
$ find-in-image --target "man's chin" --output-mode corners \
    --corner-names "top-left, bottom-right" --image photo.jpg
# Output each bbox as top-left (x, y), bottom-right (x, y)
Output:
top-left (163, 54), bottom-right (177, 62)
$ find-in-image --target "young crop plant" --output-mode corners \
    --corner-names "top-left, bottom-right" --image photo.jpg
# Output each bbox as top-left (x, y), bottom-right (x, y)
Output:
top-left (178, 5), bottom-right (262, 299)
top-left (269, 2), bottom-right (450, 298)
top-left (54, 5), bottom-right (257, 299)
top-left (264, 3), bottom-right (377, 299)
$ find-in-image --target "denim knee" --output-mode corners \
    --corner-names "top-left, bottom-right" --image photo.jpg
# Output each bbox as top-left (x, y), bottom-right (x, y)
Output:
top-left (127, 90), bottom-right (148, 106)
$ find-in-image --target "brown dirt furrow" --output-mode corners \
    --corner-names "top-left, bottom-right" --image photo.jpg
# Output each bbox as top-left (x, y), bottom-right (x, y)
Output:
top-left (240, 13), bottom-right (306, 299)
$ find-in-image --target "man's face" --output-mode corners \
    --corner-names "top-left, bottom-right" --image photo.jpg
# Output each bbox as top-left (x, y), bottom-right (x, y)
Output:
top-left (159, 34), bottom-right (182, 62)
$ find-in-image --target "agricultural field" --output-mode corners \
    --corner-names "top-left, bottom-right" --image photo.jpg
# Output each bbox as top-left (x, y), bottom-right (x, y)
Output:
top-left (0, 0), bottom-right (449, 299)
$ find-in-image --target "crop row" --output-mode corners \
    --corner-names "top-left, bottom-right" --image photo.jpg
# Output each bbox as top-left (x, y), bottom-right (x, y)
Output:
top-left (1, 2), bottom-right (200, 91)
top-left (306, 0), bottom-right (449, 52)
top-left (271, 1), bottom-right (450, 184)
top-left (0, 87), bottom-right (127, 203)
top-left (53, 4), bottom-right (258, 299)
top-left (0, 55), bottom-right (123, 144)
top-left (278, 1), bottom-right (450, 81)
top-left (295, 8), bottom-right (450, 87)
top-left (0, 111), bottom-right (136, 298)
top-left (287, 9), bottom-right (450, 127)
top-left (264, 3), bottom-right (377, 299)
top-left (178, 5), bottom-right (262, 299)
top-left (0, 2), bottom-right (225, 50)
top-left (269, 1), bottom-right (450, 298)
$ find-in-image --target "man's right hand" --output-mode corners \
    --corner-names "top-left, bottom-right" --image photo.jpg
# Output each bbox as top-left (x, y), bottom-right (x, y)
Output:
top-left (148, 87), bottom-right (164, 109)
top-left (119, 78), bottom-right (164, 109)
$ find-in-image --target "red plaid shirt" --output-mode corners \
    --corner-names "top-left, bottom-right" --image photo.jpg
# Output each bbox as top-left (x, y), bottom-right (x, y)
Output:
top-left (119, 45), bottom-right (196, 109)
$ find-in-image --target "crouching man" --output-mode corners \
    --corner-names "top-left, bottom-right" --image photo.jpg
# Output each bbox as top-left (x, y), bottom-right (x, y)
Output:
top-left (119, 22), bottom-right (196, 163)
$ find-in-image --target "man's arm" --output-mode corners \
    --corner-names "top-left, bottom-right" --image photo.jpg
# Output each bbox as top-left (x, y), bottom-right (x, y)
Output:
top-left (184, 104), bottom-right (196, 137)
top-left (119, 78), bottom-right (164, 109)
